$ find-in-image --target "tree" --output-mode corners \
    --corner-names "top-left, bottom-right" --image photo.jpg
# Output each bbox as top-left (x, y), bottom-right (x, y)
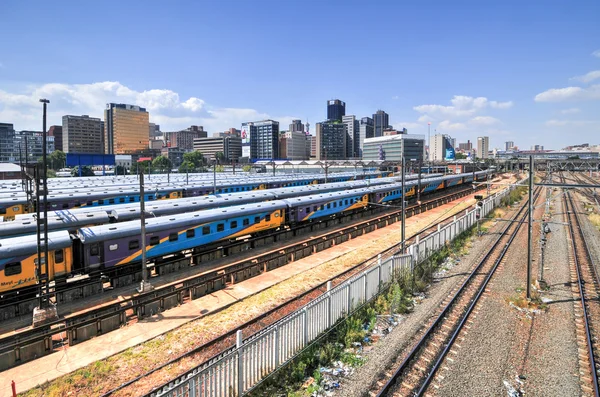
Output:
top-left (178, 160), bottom-right (196, 174)
top-left (454, 153), bottom-right (467, 160)
top-left (152, 155), bottom-right (172, 173)
top-left (215, 164), bottom-right (225, 172)
top-left (242, 165), bottom-right (252, 172)
top-left (131, 160), bottom-right (151, 174)
top-left (48, 150), bottom-right (66, 170)
top-left (183, 151), bottom-right (204, 167)
top-left (71, 165), bottom-right (95, 177)
top-left (215, 151), bottom-right (225, 162)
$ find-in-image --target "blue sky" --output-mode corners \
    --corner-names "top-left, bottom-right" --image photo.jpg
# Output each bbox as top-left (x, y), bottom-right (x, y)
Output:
top-left (1, 0), bottom-right (599, 150)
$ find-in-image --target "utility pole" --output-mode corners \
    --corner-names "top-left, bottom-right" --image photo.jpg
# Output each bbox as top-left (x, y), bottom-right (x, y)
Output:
top-left (417, 158), bottom-right (422, 204)
top-left (527, 155), bottom-right (533, 300)
top-left (401, 156), bottom-right (406, 252)
top-left (32, 98), bottom-right (58, 327)
top-left (213, 157), bottom-right (217, 195)
top-left (137, 169), bottom-right (152, 293)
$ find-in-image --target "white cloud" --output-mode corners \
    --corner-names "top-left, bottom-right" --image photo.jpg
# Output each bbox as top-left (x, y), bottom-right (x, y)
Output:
top-left (0, 81), bottom-right (292, 132)
top-left (560, 108), bottom-right (581, 114)
top-left (570, 70), bottom-right (600, 84)
top-left (469, 116), bottom-right (500, 125)
top-left (489, 100), bottom-right (513, 109)
top-left (545, 119), bottom-right (599, 127)
top-left (438, 120), bottom-right (466, 131)
top-left (593, 50), bottom-right (600, 58)
top-left (417, 114), bottom-right (434, 123)
top-left (393, 121), bottom-right (423, 130)
top-left (534, 84), bottom-right (600, 102)
top-left (413, 95), bottom-right (512, 119)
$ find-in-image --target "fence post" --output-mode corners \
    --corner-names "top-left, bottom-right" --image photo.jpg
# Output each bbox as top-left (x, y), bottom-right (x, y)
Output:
top-left (377, 254), bottom-right (382, 289)
top-left (189, 377), bottom-right (196, 397)
top-left (274, 324), bottom-right (279, 368)
top-left (237, 330), bottom-right (243, 396)
top-left (363, 271), bottom-right (368, 302)
top-left (303, 307), bottom-right (308, 347)
top-left (327, 281), bottom-right (333, 327)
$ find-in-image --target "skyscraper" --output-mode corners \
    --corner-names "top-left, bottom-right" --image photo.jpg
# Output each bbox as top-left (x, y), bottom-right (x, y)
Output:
top-left (48, 126), bottom-right (63, 152)
top-left (477, 136), bottom-right (490, 159)
top-left (0, 123), bottom-right (16, 163)
top-left (358, 117), bottom-right (374, 158)
top-left (327, 99), bottom-right (346, 122)
top-left (342, 115), bottom-right (359, 158)
top-left (62, 115), bottom-right (104, 153)
top-left (289, 119), bottom-right (304, 133)
top-left (248, 120), bottom-right (280, 160)
top-left (315, 121), bottom-right (347, 160)
top-left (373, 110), bottom-right (390, 137)
top-left (505, 141), bottom-right (514, 151)
top-left (104, 103), bottom-right (149, 154)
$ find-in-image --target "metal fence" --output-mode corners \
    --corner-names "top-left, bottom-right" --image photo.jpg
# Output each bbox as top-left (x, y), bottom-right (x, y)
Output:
top-left (152, 185), bottom-right (513, 397)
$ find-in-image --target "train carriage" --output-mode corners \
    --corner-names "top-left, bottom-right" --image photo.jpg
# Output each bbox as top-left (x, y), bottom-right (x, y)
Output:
top-left (282, 189), bottom-right (370, 223)
top-left (77, 201), bottom-right (287, 271)
top-left (0, 231), bottom-right (73, 294)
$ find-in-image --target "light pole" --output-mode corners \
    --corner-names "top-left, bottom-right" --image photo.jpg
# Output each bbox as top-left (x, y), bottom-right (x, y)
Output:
top-left (401, 155), bottom-right (406, 252)
top-left (526, 155), bottom-right (534, 300)
top-left (137, 166), bottom-right (153, 293)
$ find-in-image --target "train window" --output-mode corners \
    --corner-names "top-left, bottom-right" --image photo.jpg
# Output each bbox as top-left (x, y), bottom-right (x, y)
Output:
top-left (54, 249), bottom-right (64, 264)
top-left (243, 218), bottom-right (249, 226)
top-left (129, 197), bottom-right (135, 203)
top-left (265, 214), bottom-right (271, 222)
top-left (202, 226), bottom-right (210, 235)
top-left (231, 221), bottom-right (238, 228)
top-left (345, 200), bottom-right (349, 205)
top-left (4, 262), bottom-right (21, 276)
top-left (109, 199), bottom-right (115, 204)
top-left (169, 233), bottom-right (178, 242)
top-left (0, 208), bottom-right (5, 214)
top-left (157, 194), bottom-right (162, 199)
top-left (333, 202), bottom-right (337, 208)
top-left (327, 203), bottom-right (331, 209)
top-left (186, 229), bottom-right (195, 238)
top-left (62, 203), bottom-right (69, 209)
top-left (217, 223), bottom-right (225, 232)
top-left (306, 207), bottom-right (310, 213)
top-left (109, 244), bottom-right (118, 251)
top-left (90, 244), bottom-right (99, 256)
top-left (86, 201), bottom-right (93, 206)
top-left (150, 236), bottom-right (160, 245)
top-left (119, 198), bottom-right (125, 203)
top-left (254, 216), bottom-right (261, 224)
top-left (99, 200), bottom-right (104, 205)
top-left (129, 240), bottom-right (139, 250)
top-left (314, 206), bottom-right (318, 212)
top-left (74, 202), bottom-right (81, 207)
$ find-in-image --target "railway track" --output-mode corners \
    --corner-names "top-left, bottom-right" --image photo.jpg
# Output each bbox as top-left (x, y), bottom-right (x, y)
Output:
top-left (371, 184), bottom-right (539, 397)
top-left (0, 185), bottom-right (486, 373)
top-left (562, 173), bottom-right (600, 397)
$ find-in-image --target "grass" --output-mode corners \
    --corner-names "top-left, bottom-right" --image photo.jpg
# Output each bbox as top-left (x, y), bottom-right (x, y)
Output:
top-left (589, 213), bottom-right (600, 230)
top-left (506, 289), bottom-right (548, 312)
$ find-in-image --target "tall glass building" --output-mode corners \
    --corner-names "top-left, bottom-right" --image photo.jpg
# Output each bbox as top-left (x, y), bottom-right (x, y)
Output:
top-left (104, 103), bottom-right (149, 154)
top-left (373, 110), bottom-right (390, 137)
top-left (327, 99), bottom-right (346, 122)
top-left (315, 121), bottom-right (347, 160)
top-left (247, 119), bottom-right (279, 160)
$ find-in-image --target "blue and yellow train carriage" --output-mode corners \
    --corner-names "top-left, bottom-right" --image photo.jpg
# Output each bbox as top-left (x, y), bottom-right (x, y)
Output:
top-left (0, 230), bottom-right (73, 295)
top-left (77, 201), bottom-right (288, 272)
top-left (0, 196), bottom-right (28, 220)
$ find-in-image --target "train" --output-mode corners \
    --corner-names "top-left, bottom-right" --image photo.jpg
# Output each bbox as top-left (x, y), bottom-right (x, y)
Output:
top-left (0, 170), bottom-right (492, 296)
top-left (0, 170), bottom-right (397, 219)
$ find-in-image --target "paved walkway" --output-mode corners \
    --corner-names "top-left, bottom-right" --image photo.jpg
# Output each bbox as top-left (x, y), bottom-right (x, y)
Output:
top-left (0, 187), bottom-right (504, 397)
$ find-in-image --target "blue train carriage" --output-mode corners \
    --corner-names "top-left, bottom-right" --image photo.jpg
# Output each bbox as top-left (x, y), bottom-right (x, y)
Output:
top-left (418, 176), bottom-right (446, 193)
top-left (0, 230), bottom-right (73, 295)
top-left (369, 182), bottom-right (417, 204)
top-left (282, 189), bottom-right (370, 223)
top-left (0, 196), bottom-right (29, 220)
top-left (76, 201), bottom-right (287, 273)
top-left (0, 210), bottom-right (111, 238)
top-left (444, 173), bottom-right (464, 188)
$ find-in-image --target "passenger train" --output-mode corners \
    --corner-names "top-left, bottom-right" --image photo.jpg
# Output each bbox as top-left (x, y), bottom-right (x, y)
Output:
top-left (0, 171), bottom-right (492, 295)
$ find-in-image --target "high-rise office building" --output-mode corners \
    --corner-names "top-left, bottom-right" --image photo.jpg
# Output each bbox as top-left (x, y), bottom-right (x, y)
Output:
top-left (193, 136), bottom-right (242, 161)
top-left (0, 123), bottom-right (16, 163)
top-left (363, 134), bottom-right (425, 163)
top-left (373, 110), bottom-right (390, 137)
top-left (342, 115), bottom-right (360, 158)
top-left (315, 121), bottom-right (347, 160)
top-left (62, 115), bottom-right (104, 154)
top-left (505, 141), bottom-right (514, 151)
top-left (477, 136), bottom-right (490, 159)
top-left (149, 123), bottom-right (162, 139)
top-left (358, 117), bottom-right (374, 158)
top-left (165, 126), bottom-right (207, 151)
top-left (531, 144), bottom-right (544, 151)
top-left (458, 141), bottom-right (473, 152)
top-left (48, 126), bottom-right (63, 152)
top-left (280, 131), bottom-right (309, 160)
top-left (14, 131), bottom-right (55, 160)
top-left (430, 134), bottom-right (446, 162)
top-left (246, 120), bottom-right (280, 160)
top-left (289, 119), bottom-right (305, 133)
top-left (104, 103), bottom-right (150, 154)
top-left (327, 100), bottom-right (346, 122)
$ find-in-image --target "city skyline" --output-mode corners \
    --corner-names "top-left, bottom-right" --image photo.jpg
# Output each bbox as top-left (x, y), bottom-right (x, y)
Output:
top-left (0, 1), bottom-right (599, 150)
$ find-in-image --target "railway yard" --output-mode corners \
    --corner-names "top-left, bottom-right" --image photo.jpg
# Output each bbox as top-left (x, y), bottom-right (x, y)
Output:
top-left (1, 168), bottom-right (600, 397)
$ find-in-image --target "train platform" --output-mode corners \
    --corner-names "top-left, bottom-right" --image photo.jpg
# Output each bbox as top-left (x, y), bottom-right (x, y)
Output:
top-left (0, 183), bottom-right (511, 397)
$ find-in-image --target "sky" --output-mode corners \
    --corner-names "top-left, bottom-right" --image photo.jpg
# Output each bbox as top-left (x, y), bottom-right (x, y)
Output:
top-left (0, 0), bottom-right (599, 150)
